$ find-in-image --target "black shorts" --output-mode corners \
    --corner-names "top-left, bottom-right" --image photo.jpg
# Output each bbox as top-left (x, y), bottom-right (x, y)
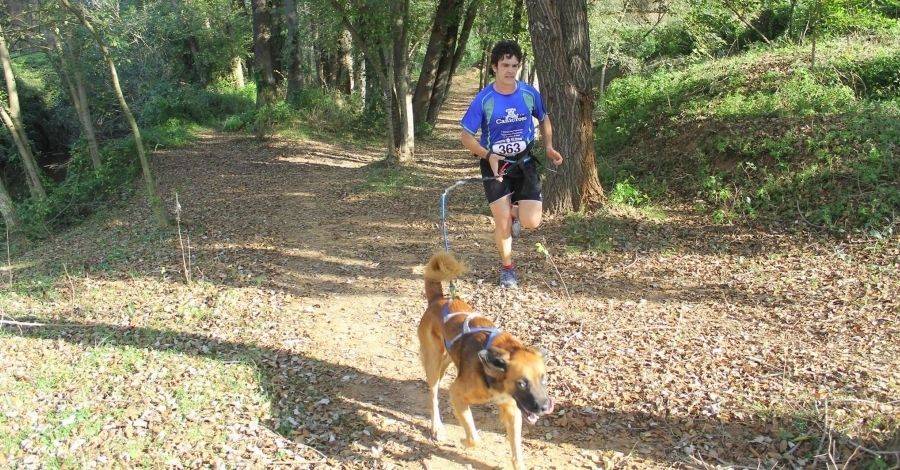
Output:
top-left (480, 156), bottom-right (542, 204)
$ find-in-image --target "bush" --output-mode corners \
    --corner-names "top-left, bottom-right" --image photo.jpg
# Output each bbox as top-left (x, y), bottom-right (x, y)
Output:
top-left (140, 84), bottom-right (255, 128)
top-left (609, 178), bottom-right (651, 207)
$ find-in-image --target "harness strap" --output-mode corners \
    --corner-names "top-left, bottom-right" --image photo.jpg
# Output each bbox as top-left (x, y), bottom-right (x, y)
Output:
top-left (441, 304), bottom-right (501, 351)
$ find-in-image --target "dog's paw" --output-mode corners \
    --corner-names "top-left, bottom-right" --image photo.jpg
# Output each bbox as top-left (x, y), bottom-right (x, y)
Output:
top-left (460, 436), bottom-right (479, 448)
top-left (430, 425), bottom-right (447, 442)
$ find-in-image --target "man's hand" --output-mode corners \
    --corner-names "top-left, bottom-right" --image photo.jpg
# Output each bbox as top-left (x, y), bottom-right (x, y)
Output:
top-left (488, 152), bottom-right (504, 182)
top-left (546, 146), bottom-right (563, 166)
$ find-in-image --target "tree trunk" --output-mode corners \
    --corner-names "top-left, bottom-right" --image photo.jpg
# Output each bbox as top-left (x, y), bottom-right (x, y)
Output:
top-left (411, 0), bottom-right (459, 130)
top-left (383, 49), bottom-right (399, 161)
top-left (339, 28), bottom-right (354, 94)
top-left (311, 20), bottom-right (325, 87)
top-left (284, 0), bottom-right (302, 98)
top-left (392, 0), bottom-right (413, 162)
top-left (425, 0), bottom-right (478, 127)
top-left (363, 57), bottom-right (378, 114)
top-left (250, 0), bottom-right (278, 107)
top-left (479, 41), bottom-right (490, 88)
top-left (327, 0), bottom-right (412, 162)
top-left (52, 29), bottom-right (102, 170)
top-left (232, 57), bottom-right (246, 88)
top-left (353, 49), bottom-right (364, 99)
top-left (0, 174), bottom-right (20, 233)
top-left (0, 24), bottom-right (45, 200)
top-left (60, 0), bottom-right (169, 227)
top-left (511, 0), bottom-right (524, 41)
top-left (526, 0), bottom-right (604, 213)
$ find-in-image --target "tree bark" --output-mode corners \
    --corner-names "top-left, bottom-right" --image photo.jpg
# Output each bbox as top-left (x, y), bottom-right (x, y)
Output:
top-left (425, 0), bottom-right (478, 127)
top-left (250, 0), bottom-right (278, 107)
top-left (339, 28), bottom-right (354, 94)
top-left (232, 57), bottom-right (246, 88)
top-left (353, 49), bottom-right (364, 99)
top-left (392, 0), bottom-right (413, 162)
top-left (284, 0), bottom-right (302, 98)
top-left (0, 24), bottom-right (45, 200)
top-left (327, 0), bottom-right (413, 162)
top-left (60, 0), bottom-right (170, 227)
top-left (52, 29), bottom-right (102, 170)
top-left (526, 0), bottom-right (604, 213)
top-left (0, 173), bottom-right (20, 233)
top-left (411, 0), bottom-right (459, 130)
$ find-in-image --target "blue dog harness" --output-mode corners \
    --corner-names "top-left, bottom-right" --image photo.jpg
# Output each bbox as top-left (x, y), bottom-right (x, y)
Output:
top-left (441, 303), bottom-right (501, 351)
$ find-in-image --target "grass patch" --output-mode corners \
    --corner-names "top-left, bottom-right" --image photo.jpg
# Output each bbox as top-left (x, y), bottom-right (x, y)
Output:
top-left (355, 162), bottom-right (426, 196)
top-left (596, 30), bottom-right (900, 234)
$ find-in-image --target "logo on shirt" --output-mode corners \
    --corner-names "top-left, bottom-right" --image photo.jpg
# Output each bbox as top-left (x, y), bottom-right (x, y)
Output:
top-left (495, 107), bottom-right (528, 125)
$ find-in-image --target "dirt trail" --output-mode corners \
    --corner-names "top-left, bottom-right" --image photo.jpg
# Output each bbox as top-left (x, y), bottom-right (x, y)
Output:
top-left (143, 74), bottom-right (900, 468)
top-left (148, 76), bottom-right (605, 468)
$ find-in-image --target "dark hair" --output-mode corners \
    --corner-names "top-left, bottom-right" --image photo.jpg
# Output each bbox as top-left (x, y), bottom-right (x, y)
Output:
top-left (490, 40), bottom-right (523, 72)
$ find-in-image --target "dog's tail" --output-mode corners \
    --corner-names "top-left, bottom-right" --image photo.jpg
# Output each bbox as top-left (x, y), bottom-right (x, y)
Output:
top-left (424, 251), bottom-right (466, 303)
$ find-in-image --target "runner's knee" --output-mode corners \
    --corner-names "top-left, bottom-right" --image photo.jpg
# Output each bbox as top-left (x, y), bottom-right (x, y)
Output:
top-left (520, 212), bottom-right (541, 229)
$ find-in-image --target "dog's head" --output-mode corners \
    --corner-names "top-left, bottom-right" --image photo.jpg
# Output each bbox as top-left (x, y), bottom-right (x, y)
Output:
top-left (478, 346), bottom-right (554, 424)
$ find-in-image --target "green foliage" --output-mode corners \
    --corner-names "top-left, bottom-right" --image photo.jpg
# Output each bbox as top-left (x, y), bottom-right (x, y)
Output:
top-left (609, 177), bottom-right (651, 206)
top-left (13, 119), bottom-right (202, 237)
top-left (355, 162), bottom-right (425, 195)
top-left (596, 32), bottom-right (900, 234)
top-left (225, 88), bottom-right (379, 143)
top-left (140, 84), bottom-right (255, 128)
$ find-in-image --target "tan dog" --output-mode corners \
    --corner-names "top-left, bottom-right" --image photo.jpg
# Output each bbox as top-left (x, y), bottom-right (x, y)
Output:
top-left (417, 252), bottom-right (553, 470)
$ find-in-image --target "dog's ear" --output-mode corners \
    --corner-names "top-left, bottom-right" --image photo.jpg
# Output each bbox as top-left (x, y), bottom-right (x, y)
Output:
top-left (478, 347), bottom-right (510, 377)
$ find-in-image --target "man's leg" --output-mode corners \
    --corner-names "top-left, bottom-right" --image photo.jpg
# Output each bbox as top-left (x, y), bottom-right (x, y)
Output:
top-left (489, 195), bottom-right (514, 266)
top-left (516, 200), bottom-right (542, 229)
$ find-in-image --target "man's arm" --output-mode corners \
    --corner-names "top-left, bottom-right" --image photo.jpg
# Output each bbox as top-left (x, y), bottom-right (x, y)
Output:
top-left (461, 130), bottom-right (488, 159)
top-left (538, 117), bottom-right (563, 166)
top-left (461, 130), bottom-right (505, 180)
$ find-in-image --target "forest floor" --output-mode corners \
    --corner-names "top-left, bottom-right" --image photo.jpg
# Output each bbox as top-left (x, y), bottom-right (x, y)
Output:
top-left (1, 76), bottom-right (898, 469)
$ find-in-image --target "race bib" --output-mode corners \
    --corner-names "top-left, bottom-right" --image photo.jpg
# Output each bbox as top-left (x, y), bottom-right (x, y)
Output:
top-left (491, 139), bottom-right (526, 156)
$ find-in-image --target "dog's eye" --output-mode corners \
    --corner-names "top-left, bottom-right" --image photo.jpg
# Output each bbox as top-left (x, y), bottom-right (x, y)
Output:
top-left (517, 379), bottom-right (528, 390)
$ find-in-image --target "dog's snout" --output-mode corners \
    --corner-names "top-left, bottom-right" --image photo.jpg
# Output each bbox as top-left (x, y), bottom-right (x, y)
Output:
top-left (540, 398), bottom-right (554, 414)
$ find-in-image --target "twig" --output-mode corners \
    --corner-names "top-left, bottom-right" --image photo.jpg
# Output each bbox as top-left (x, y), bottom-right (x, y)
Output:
top-left (174, 192), bottom-right (191, 284)
top-left (1, 319), bottom-right (51, 327)
top-left (596, 325), bottom-right (678, 335)
top-left (797, 199), bottom-right (827, 230)
top-left (5, 225), bottom-right (10, 288)
top-left (535, 238), bottom-right (571, 301)
top-left (601, 252), bottom-right (640, 279)
top-left (839, 438), bottom-right (900, 458)
top-left (61, 263), bottom-right (78, 304)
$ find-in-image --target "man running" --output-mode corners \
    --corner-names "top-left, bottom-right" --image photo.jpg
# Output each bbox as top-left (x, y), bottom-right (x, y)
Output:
top-left (459, 40), bottom-right (563, 288)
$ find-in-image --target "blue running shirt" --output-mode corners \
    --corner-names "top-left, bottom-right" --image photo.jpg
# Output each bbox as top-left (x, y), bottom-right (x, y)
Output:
top-left (460, 81), bottom-right (546, 157)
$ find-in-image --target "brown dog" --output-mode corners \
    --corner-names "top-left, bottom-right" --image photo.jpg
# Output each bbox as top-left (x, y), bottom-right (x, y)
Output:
top-left (417, 252), bottom-right (553, 470)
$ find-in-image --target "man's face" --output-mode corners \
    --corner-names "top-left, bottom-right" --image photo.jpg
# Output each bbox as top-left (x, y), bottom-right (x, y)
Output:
top-left (492, 54), bottom-right (520, 83)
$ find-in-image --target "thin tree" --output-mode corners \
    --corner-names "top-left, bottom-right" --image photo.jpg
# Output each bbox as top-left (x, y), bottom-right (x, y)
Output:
top-left (0, 22), bottom-right (46, 200)
top-left (50, 27), bottom-right (102, 170)
top-left (412, 0), bottom-right (480, 131)
top-left (59, 0), bottom-right (169, 227)
top-left (327, 0), bottom-right (414, 163)
top-left (0, 171), bottom-right (21, 233)
top-left (526, 0), bottom-right (604, 213)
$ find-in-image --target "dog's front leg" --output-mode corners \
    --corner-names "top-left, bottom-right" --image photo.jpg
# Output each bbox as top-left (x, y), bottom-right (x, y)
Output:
top-left (499, 401), bottom-right (525, 469)
top-left (449, 382), bottom-right (479, 448)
